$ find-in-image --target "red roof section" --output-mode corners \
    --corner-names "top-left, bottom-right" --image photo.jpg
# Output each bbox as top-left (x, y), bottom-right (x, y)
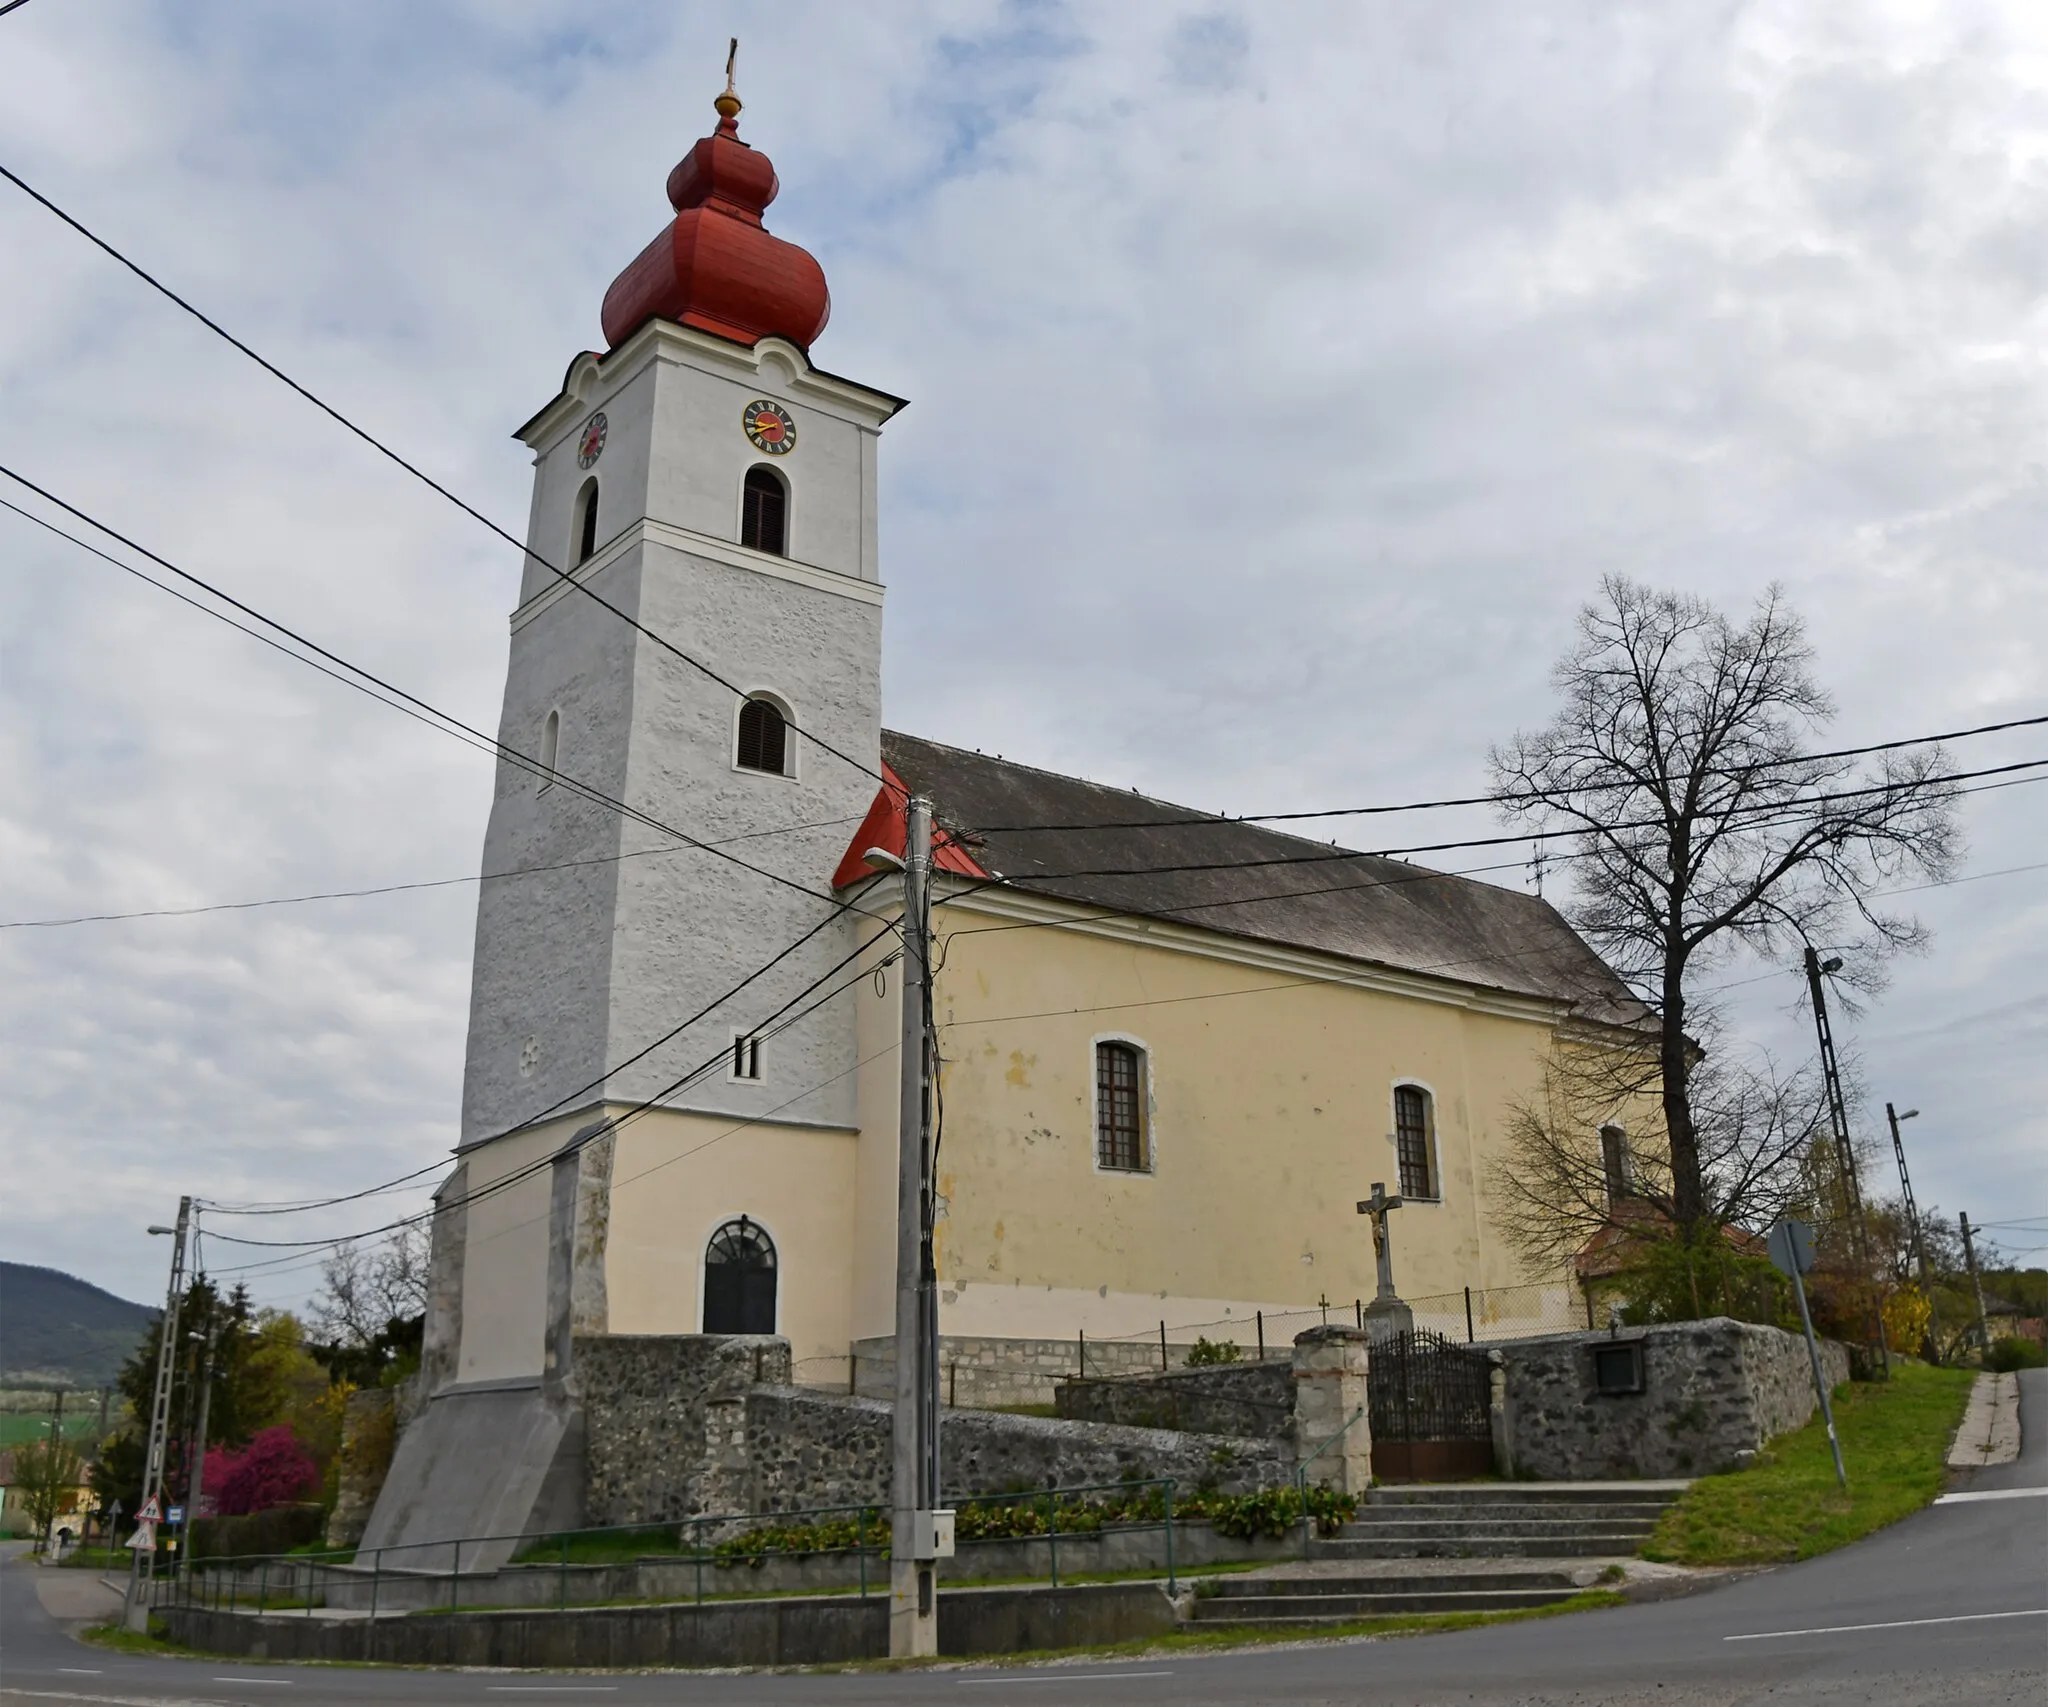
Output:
top-left (832, 765), bottom-right (991, 890)
top-left (599, 89), bottom-right (830, 352)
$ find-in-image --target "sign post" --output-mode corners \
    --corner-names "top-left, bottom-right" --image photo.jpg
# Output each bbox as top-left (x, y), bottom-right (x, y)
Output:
top-left (1768, 1218), bottom-right (1846, 1489)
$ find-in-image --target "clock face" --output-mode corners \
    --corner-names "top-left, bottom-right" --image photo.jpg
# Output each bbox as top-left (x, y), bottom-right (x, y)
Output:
top-left (743, 399), bottom-right (796, 455)
top-left (575, 412), bottom-right (608, 469)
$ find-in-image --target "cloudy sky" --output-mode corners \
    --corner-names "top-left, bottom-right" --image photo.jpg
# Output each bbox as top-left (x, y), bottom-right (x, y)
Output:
top-left (2, 1), bottom-right (2043, 1313)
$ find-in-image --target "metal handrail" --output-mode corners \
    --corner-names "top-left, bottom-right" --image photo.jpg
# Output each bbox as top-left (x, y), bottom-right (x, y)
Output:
top-left (1292, 1404), bottom-right (1367, 1560)
top-left (173, 1476), bottom-right (1193, 1614)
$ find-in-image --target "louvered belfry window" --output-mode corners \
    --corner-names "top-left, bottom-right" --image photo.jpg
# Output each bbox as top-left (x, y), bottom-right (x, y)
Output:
top-left (736, 698), bottom-right (788, 774)
top-left (1395, 1085), bottom-right (1436, 1200)
top-left (741, 465), bottom-right (787, 555)
top-left (1096, 1042), bottom-right (1147, 1172)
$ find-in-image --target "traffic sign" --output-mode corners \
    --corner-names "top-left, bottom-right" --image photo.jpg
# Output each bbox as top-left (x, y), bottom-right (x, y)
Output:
top-left (166, 1505), bottom-right (185, 1525)
top-left (1767, 1219), bottom-right (1816, 1278)
top-left (126, 1521), bottom-right (157, 1552)
top-left (135, 1493), bottom-right (162, 1524)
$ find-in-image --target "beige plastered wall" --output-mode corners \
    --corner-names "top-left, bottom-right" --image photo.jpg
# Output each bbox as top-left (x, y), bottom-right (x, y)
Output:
top-left (844, 893), bottom-right (1587, 1347)
top-left (603, 1106), bottom-right (860, 1385)
top-left (453, 1116), bottom-right (567, 1384)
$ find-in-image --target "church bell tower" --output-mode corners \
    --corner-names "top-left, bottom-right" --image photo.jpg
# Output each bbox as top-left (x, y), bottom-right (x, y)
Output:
top-left (459, 73), bottom-right (905, 1161)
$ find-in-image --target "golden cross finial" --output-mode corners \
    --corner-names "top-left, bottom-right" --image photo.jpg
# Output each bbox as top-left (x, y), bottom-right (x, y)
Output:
top-left (715, 37), bottom-right (742, 122)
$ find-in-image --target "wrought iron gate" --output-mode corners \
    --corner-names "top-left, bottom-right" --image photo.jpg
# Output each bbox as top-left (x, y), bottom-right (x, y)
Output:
top-left (1368, 1328), bottom-right (1495, 1480)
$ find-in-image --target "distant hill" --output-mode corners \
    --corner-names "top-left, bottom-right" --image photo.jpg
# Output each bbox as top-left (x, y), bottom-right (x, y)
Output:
top-left (0, 1263), bottom-right (153, 1389)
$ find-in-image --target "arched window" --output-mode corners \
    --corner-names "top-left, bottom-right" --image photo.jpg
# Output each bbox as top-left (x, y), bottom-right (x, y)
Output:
top-left (1095, 1041), bottom-right (1148, 1172)
top-left (1394, 1084), bottom-right (1437, 1201)
top-left (538, 708), bottom-right (560, 791)
top-left (736, 696), bottom-right (789, 775)
top-left (740, 465), bottom-right (787, 555)
top-left (575, 478), bottom-right (600, 565)
top-left (702, 1216), bottom-right (776, 1334)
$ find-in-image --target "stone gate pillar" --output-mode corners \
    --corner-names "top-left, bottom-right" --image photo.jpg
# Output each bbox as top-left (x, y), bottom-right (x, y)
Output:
top-left (1292, 1326), bottom-right (1373, 1493)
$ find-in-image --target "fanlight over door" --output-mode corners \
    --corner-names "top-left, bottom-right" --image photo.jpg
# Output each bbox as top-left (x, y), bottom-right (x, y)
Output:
top-left (703, 1216), bottom-right (777, 1334)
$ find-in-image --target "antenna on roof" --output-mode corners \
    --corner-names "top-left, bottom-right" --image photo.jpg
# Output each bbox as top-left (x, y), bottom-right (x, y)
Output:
top-left (1530, 841), bottom-right (1548, 898)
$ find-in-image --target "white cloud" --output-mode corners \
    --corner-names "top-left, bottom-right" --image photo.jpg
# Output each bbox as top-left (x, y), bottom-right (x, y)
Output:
top-left (2, 0), bottom-right (2044, 1306)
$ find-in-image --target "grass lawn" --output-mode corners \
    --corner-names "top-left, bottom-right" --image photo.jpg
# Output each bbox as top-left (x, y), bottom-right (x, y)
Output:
top-left (1642, 1362), bottom-right (1974, 1566)
top-left (0, 1414), bottom-right (101, 1447)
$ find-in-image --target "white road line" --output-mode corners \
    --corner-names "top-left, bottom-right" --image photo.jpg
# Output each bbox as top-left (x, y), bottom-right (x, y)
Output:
top-left (1934, 1486), bottom-right (2047, 1504)
top-left (959, 1671), bottom-right (1176, 1685)
top-left (483, 1691), bottom-right (620, 1695)
top-left (1725, 1608), bottom-right (2048, 1642)
top-left (56, 1671), bottom-right (103, 1676)
top-left (208, 1678), bottom-right (294, 1686)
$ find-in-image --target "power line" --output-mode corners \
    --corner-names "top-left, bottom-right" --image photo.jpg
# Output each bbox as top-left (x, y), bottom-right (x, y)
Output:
top-left (202, 911), bottom-right (901, 1250)
top-left (0, 162), bottom-right (887, 787)
top-left (0, 813), bottom-right (863, 931)
top-left (0, 471), bottom-right (885, 924)
top-left (961, 713), bottom-right (2048, 835)
top-left (200, 877), bottom-right (888, 1219)
top-left (993, 760), bottom-right (2043, 886)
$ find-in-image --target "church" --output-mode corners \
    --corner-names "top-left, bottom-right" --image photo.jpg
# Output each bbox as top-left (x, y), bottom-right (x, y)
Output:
top-left (416, 77), bottom-right (1646, 1417)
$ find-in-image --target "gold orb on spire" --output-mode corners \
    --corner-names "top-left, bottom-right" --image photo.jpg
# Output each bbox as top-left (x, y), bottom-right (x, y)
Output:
top-left (714, 36), bottom-right (742, 121)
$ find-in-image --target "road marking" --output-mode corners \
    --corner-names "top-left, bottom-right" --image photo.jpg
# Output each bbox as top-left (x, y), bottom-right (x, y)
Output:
top-left (484, 1691), bottom-right (619, 1696)
top-left (208, 1678), bottom-right (294, 1686)
top-left (1935, 1486), bottom-right (2047, 1504)
top-left (57, 1671), bottom-right (103, 1676)
top-left (959, 1671), bottom-right (1176, 1684)
top-left (1725, 1608), bottom-right (2048, 1642)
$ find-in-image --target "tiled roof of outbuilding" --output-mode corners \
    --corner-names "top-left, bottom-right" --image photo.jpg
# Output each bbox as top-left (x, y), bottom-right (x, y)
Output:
top-left (877, 731), bottom-right (1646, 1025)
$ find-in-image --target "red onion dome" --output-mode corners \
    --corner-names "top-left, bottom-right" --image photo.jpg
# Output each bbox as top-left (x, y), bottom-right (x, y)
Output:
top-left (599, 78), bottom-right (831, 352)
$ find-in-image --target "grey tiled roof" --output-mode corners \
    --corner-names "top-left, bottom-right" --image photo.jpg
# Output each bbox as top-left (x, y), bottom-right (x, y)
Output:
top-left (882, 730), bottom-right (1644, 1023)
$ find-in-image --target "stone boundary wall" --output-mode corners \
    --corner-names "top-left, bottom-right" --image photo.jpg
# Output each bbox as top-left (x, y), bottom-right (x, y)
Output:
top-left (850, 1334), bottom-right (1231, 1408)
top-left (579, 1335), bottom-right (790, 1525)
top-left (576, 1336), bottom-right (1291, 1526)
top-left (1053, 1360), bottom-right (1297, 1440)
top-left (163, 1580), bottom-right (1176, 1668)
top-left (1494, 1317), bottom-right (1853, 1480)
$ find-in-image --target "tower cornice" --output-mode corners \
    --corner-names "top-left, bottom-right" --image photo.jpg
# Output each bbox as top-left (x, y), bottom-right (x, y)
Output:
top-left (515, 320), bottom-right (906, 454)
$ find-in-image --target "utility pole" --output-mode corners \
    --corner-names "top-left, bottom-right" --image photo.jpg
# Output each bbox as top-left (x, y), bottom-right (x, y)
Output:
top-left (1886, 1104), bottom-right (1941, 1361)
top-left (888, 795), bottom-right (945, 1657)
top-left (125, 1197), bottom-right (189, 1633)
top-left (1803, 946), bottom-right (1889, 1372)
top-left (1958, 1212), bottom-right (1991, 1357)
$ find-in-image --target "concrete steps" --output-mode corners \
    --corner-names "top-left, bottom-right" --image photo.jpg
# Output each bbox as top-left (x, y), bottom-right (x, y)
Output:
top-left (1309, 1481), bottom-right (1686, 1564)
top-left (1186, 1566), bottom-right (1592, 1628)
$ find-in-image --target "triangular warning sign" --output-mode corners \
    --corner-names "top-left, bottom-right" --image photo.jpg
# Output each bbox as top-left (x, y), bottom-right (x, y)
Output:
top-left (136, 1493), bottom-right (162, 1524)
top-left (126, 1522), bottom-right (157, 1551)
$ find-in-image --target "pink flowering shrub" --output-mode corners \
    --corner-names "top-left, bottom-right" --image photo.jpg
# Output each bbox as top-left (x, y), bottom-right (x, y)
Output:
top-left (204, 1426), bottom-right (318, 1516)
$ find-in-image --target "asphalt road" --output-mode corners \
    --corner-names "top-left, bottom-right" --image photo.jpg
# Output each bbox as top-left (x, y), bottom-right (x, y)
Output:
top-left (5, 1369), bottom-right (2042, 1706)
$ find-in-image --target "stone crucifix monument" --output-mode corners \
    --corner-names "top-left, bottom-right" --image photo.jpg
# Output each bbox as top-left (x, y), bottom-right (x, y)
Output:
top-left (1357, 1181), bottom-right (1415, 1338)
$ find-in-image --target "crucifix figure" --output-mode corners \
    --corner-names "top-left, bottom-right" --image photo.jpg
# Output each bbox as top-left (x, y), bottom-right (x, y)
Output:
top-left (1357, 1181), bottom-right (1414, 1336)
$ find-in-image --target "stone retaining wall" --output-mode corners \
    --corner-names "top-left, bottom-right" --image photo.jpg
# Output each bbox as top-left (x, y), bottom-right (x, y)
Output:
top-left (1053, 1360), bottom-right (1296, 1440)
top-left (576, 1335), bottom-right (1289, 1526)
top-left (1493, 1317), bottom-right (1853, 1479)
top-left (851, 1334), bottom-right (1220, 1408)
top-left (163, 1580), bottom-right (1178, 1667)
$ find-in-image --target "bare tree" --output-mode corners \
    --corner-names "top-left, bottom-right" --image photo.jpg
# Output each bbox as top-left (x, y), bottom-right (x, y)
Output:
top-left (1492, 578), bottom-right (1959, 1234)
top-left (310, 1225), bottom-right (430, 1348)
top-left (1492, 1017), bottom-right (1828, 1272)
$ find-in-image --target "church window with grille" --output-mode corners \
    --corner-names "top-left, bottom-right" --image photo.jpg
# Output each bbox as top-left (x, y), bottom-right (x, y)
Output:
top-left (1095, 1041), bottom-right (1148, 1172)
top-left (736, 696), bottom-right (789, 775)
top-left (574, 478), bottom-right (600, 564)
top-left (1394, 1084), bottom-right (1437, 1200)
top-left (702, 1217), bottom-right (776, 1334)
top-left (741, 465), bottom-right (787, 555)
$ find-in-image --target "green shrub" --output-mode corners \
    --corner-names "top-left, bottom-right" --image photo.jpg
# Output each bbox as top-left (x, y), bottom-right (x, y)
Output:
top-left (188, 1502), bottom-right (325, 1562)
top-left (1984, 1336), bottom-right (2046, 1372)
top-left (1184, 1338), bottom-right (1242, 1367)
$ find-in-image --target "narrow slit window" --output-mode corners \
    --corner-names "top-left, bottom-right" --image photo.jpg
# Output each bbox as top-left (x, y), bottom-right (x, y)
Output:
top-left (1095, 1042), bottom-right (1147, 1172)
top-left (732, 1034), bottom-right (762, 1081)
top-left (1395, 1085), bottom-right (1436, 1200)
top-left (575, 479), bottom-right (600, 564)
top-left (741, 466), bottom-right (787, 555)
top-left (1600, 1123), bottom-right (1633, 1206)
top-left (538, 708), bottom-right (560, 791)
top-left (736, 697), bottom-right (789, 774)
